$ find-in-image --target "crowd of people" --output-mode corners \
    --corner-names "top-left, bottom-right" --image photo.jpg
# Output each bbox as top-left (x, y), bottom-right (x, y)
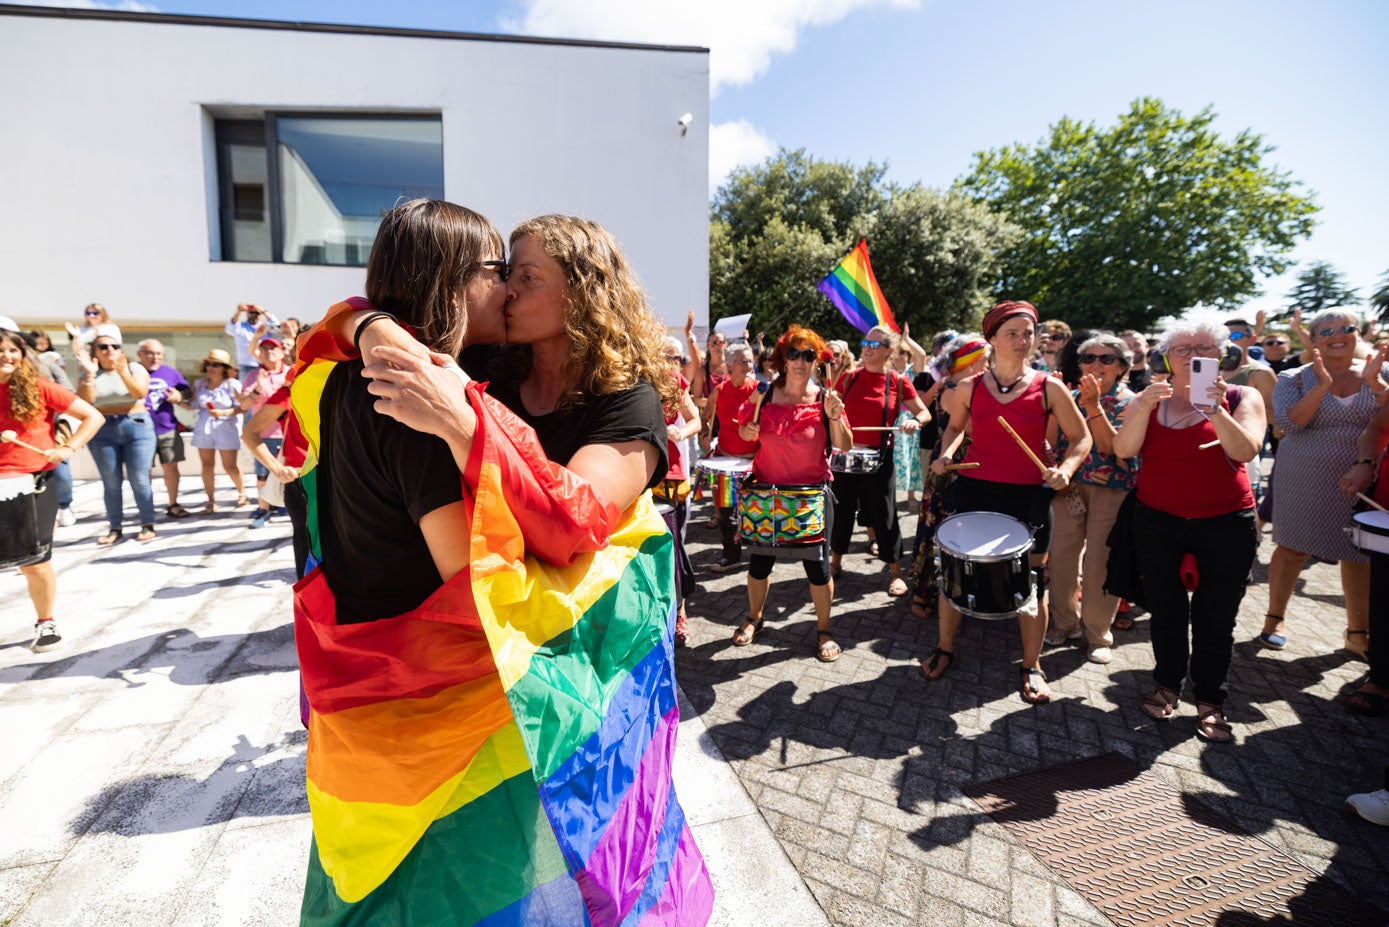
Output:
top-left (4, 204), bottom-right (1387, 870)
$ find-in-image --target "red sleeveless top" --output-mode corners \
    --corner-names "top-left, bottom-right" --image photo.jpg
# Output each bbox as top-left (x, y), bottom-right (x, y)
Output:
top-left (962, 372), bottom-right (1049, 484)
top-left (713, 379), bottom-right (758, 455)
top-left (1136, 406), bottom-right (1253, 518)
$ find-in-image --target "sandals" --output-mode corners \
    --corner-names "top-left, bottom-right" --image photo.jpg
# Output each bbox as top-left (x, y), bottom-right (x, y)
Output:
top-left (910, 596), bottom-right (934, 620)
top-left (1019, 666), bottom-right (1051, 705)
top-left (1195, 702), bottom-right (1233, 743)
top-left (96, 528), bottom-right (122, 547)
top-left (1113, 614), bottom-right (1136, 631)
top-left (731, 618), bottom-right (763, 647)
top-left (135, 524), bottom-right (156, 543)
top-left (166, 503), bottom-right (191, 519)
top-left (201, 503), bottom-right (217, 515)
top-left (867, 541), bottom-right (880, 558)
top-left (1141, 685), bottom-right (1180, 720)
top-left (1345, 629), bottom-right (1370, 660)
top-left (887, 577), bottom-right (909, 597)
top-left (919, 647), bottom-right (954, 681)
top-left (674, 610), bottom-right (689, 648)
top-left (1346, 687), bottom-right (1389, 717)
top-left (816, 630), bottom-right (841, 663)
top-left (1258, 614), bottom-right (1287, 650)
top-left (235, 494), bottom-right (249, 508)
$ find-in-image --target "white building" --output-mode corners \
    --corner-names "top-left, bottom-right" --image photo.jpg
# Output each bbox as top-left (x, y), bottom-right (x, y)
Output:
top-left (0, 5), bottom-right (709, 359)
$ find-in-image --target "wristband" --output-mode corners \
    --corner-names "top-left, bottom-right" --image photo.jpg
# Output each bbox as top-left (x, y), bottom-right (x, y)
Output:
top-left (353, 311), bottom-right (400, 357)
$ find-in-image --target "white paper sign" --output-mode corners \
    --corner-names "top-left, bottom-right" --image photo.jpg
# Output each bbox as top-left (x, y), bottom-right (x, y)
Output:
top-left (713, 314), bottom-right (752, 343)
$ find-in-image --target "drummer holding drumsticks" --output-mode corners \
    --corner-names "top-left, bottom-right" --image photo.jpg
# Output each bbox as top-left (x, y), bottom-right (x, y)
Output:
top-left (829, 325), bottom-right (932, 596)
top-left (700, 341), bottom-right (759, 572)
top-left (922, 301), bottom-right (1092, 704)
top-left (0, 328), bottom-right (102, 652)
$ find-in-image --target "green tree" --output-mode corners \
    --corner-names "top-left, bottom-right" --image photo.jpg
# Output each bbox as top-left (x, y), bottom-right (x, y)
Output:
top-left (710, 149), bottom-right (1017, 343)
top-left (1284, 261), bottom-right (1360, 317)
top-left (957, 97), bottom-right (1318, 330)
top-left (1373, 270), bottom-right (1389, 323)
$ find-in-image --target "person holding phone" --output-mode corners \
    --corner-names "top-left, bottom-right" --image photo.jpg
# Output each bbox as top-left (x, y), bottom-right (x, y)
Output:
top-left (1264, 310), bottom-right (1377, 657)
top-left (1112, 316), bottom-right (1265, 742)
top-left (74, 336), bottom-right (156, 544)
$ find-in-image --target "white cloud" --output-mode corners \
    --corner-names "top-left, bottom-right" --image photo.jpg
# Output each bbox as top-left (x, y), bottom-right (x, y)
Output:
top-left (709, 119), bottom-right (776, 192)
top-left (506, 0), bottom-right (919, 93)
top-left (12, 0), bottom-right (160, 9)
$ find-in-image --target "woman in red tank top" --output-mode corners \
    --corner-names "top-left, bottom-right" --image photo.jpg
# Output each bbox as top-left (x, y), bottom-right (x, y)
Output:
top-left (921, 302), bottom-right (1092, 703)
top-left (1112, 317), bottom-right (1264, 742)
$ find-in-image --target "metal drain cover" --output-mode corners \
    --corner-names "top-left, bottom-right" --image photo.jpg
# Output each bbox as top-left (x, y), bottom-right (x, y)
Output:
top-left (963, 753), bottom-right (1383, 927)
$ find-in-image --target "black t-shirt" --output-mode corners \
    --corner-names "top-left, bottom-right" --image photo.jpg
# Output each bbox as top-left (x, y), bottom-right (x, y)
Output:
top-left (913, 370), bottom-right (939, 449)
top-left (317, 360), bottom-right (464, 624)
top-left (1128, 367), bottom-right (1152, 393)
top-left (484, 379), bottom-right (669, 486)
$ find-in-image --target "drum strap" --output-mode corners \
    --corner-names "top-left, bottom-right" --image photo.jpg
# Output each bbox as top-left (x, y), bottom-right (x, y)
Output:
top-left (845, 369), bottom-right (900, 457)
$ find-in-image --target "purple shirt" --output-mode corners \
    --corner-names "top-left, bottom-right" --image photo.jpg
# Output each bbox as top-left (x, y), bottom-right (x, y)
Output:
top-left (144, 364), bottom-right (189, 435)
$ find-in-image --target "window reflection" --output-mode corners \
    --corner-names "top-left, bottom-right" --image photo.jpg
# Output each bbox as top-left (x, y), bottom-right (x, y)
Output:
top-left (276, 116), bottom-right (443, 266)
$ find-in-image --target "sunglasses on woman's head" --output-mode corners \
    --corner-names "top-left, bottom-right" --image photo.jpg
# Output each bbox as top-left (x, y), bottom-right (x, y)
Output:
top-left (1315, 324), bottom-right (1358, 338)
top-left (785, 347), bottom-right (817, 362)
top-left (1078, 353), bottom-right (1120, 366)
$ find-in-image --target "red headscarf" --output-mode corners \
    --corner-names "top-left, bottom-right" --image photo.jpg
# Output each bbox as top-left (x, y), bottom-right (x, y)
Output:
top-left (981, 300), bottom-right (1039, 340)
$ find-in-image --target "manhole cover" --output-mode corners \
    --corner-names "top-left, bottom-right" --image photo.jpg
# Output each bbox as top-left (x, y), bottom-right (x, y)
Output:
top-left (962, 753), bottom-right (1384, 927)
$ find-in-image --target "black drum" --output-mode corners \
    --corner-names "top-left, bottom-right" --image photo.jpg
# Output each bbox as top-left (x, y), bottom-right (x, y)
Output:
top-left (935, 511), bottom-right (1034, 619)
top-left (0, 474), bottom-right (48, 569)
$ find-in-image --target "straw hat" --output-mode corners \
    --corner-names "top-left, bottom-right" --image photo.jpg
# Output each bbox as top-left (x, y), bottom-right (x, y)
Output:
top-left (201, 348), bottom-right (234, 368)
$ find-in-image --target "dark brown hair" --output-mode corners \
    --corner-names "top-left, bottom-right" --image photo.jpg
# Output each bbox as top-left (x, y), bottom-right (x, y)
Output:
top-left (364, 199), bottom-right (503, 358)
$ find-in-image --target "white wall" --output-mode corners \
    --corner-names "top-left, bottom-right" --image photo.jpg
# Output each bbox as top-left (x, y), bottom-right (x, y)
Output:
top-left (0, 11), bottom-right (709, 329)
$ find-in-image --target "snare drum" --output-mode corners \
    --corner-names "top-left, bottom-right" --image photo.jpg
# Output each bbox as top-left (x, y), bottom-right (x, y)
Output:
top-left (0, 473), bottom-right (48, 569)
top-left (829, 447), bottom-right (883, 474)
top-left (935, 511), bottom-right (1034, 619)
top-left (694, 456), bottom-right (753, 508)
top-left (1350, 510), bottom-right (1389, 555)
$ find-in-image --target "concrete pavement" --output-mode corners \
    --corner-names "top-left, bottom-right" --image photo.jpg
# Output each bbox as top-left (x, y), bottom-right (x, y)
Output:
top-left (0, 477), bottom-right (827, 927)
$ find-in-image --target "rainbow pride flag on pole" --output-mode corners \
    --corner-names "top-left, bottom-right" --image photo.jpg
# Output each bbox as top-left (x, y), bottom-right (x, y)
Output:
top-left (816, 238), bottom-right (898, 334)
top-left (289, 300), bottom-right (714, 927)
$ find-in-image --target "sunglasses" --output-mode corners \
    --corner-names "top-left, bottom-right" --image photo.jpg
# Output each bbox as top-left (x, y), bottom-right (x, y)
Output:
top-left (1048, 334), bottom-right (1067, 342)
top-left (85, 311), bottom-right (102, 318)
top-left (1078, 353), bottom-right (1120, 366)
top-left (1315, 324), bottom-right (1358, 338)
top-left (482, 259), bottom-right (510, 281)
top-left (1262, 339), bottom-right (1288, 347)
top-left (1228, 331), bottom-right (1252, 340)
top-left (861, 339), bottom-right (886, 350)
top-left (662, 353), bottom-right (681, 363)
top-left (94, 343), bottom-right (120, 351)
top-left (786, 347), bottom-right (817, 362)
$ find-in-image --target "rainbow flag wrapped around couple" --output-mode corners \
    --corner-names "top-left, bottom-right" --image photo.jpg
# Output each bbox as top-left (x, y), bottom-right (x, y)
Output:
top-left (289, 300), bottom-right (714, 926)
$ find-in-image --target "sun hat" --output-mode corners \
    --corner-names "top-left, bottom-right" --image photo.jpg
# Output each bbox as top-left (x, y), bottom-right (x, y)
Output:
top-left (201, 348), bottom-right (234, 367)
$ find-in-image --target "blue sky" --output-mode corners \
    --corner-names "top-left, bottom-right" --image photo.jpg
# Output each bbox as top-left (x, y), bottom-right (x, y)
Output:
top-left (17, 0), bottom-right (1387, 316)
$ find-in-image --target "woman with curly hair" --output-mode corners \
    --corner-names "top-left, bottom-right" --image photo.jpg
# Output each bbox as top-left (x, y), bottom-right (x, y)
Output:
top-left (1, 330), bottom-right (101, 651)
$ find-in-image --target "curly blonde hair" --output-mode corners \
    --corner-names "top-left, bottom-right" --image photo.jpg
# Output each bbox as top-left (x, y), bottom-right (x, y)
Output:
top-left (501, 215), bottom-right (678, 411)
top-left (1, 332), bottom-right (43, 424)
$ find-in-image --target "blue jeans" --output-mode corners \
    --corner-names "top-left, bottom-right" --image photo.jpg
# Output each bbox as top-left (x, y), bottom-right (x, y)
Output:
top-left (88, 412), bottom-right (157, 528)
top-left (254, 438), bottom-right (284, 481)
top-left (53, 459), bottom-right (73, 508)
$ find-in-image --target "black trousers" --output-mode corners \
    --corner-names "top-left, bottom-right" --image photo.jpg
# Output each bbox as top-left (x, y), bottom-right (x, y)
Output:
top-left (1133, 502), bottom-right (1257, 704)
top-left (830, 465), bottom-right (900, 563)
top-left (1367, 551), bottom-right (1389, 688)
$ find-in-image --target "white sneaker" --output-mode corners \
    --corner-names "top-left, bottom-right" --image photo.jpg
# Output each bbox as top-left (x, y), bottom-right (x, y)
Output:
top-left (33, 620), bottom-right (62, 652)
top-left (1346, 788), bottom-right (1389, 826)
top-left (1087, 646), bottom-right (1113, 665)
top-left (57, 507), bottom-right (76, 527)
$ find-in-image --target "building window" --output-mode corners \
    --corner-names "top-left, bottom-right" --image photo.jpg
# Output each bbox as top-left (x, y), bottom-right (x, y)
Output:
top-left (213, 113), bottom-right (443, 266)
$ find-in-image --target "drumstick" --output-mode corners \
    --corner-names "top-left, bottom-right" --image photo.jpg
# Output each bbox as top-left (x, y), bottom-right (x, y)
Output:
top-left (0, 430), bottom-right (47, 455)
top-left (1356, 492), bottom-right (1389, 514)
top-left (996, 417), bottom-right (1049, 475)
top-left (850, 425), bottom-right (901, 431)
top-left (1198, 439), bottom-right (1221, 450)
top-left (942, 462), bottom-right (981, 471)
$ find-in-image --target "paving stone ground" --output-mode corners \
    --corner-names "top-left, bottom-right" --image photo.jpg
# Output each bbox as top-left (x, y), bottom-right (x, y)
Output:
top-left (675, 491), bottom-right (1389, 927)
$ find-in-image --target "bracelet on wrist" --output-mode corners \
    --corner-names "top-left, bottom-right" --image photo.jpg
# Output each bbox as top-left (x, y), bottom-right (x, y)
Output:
top-left (352, 311), bottom-right (400, 357)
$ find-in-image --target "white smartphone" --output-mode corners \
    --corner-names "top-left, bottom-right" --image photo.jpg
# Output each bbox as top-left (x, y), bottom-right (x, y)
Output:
top-left (1189, 357), bottom-right (1219, 410)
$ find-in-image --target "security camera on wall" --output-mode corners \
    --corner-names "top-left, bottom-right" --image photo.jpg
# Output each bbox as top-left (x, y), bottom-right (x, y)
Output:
top-left (678, 113), bottom-right (693, 135)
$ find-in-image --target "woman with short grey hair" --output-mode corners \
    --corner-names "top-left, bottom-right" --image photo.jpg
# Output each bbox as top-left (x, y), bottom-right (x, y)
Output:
top-left (1046, 332), bottom-right (1137, 664)
top-left (1264, 308), bottom-right (1375, 657)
